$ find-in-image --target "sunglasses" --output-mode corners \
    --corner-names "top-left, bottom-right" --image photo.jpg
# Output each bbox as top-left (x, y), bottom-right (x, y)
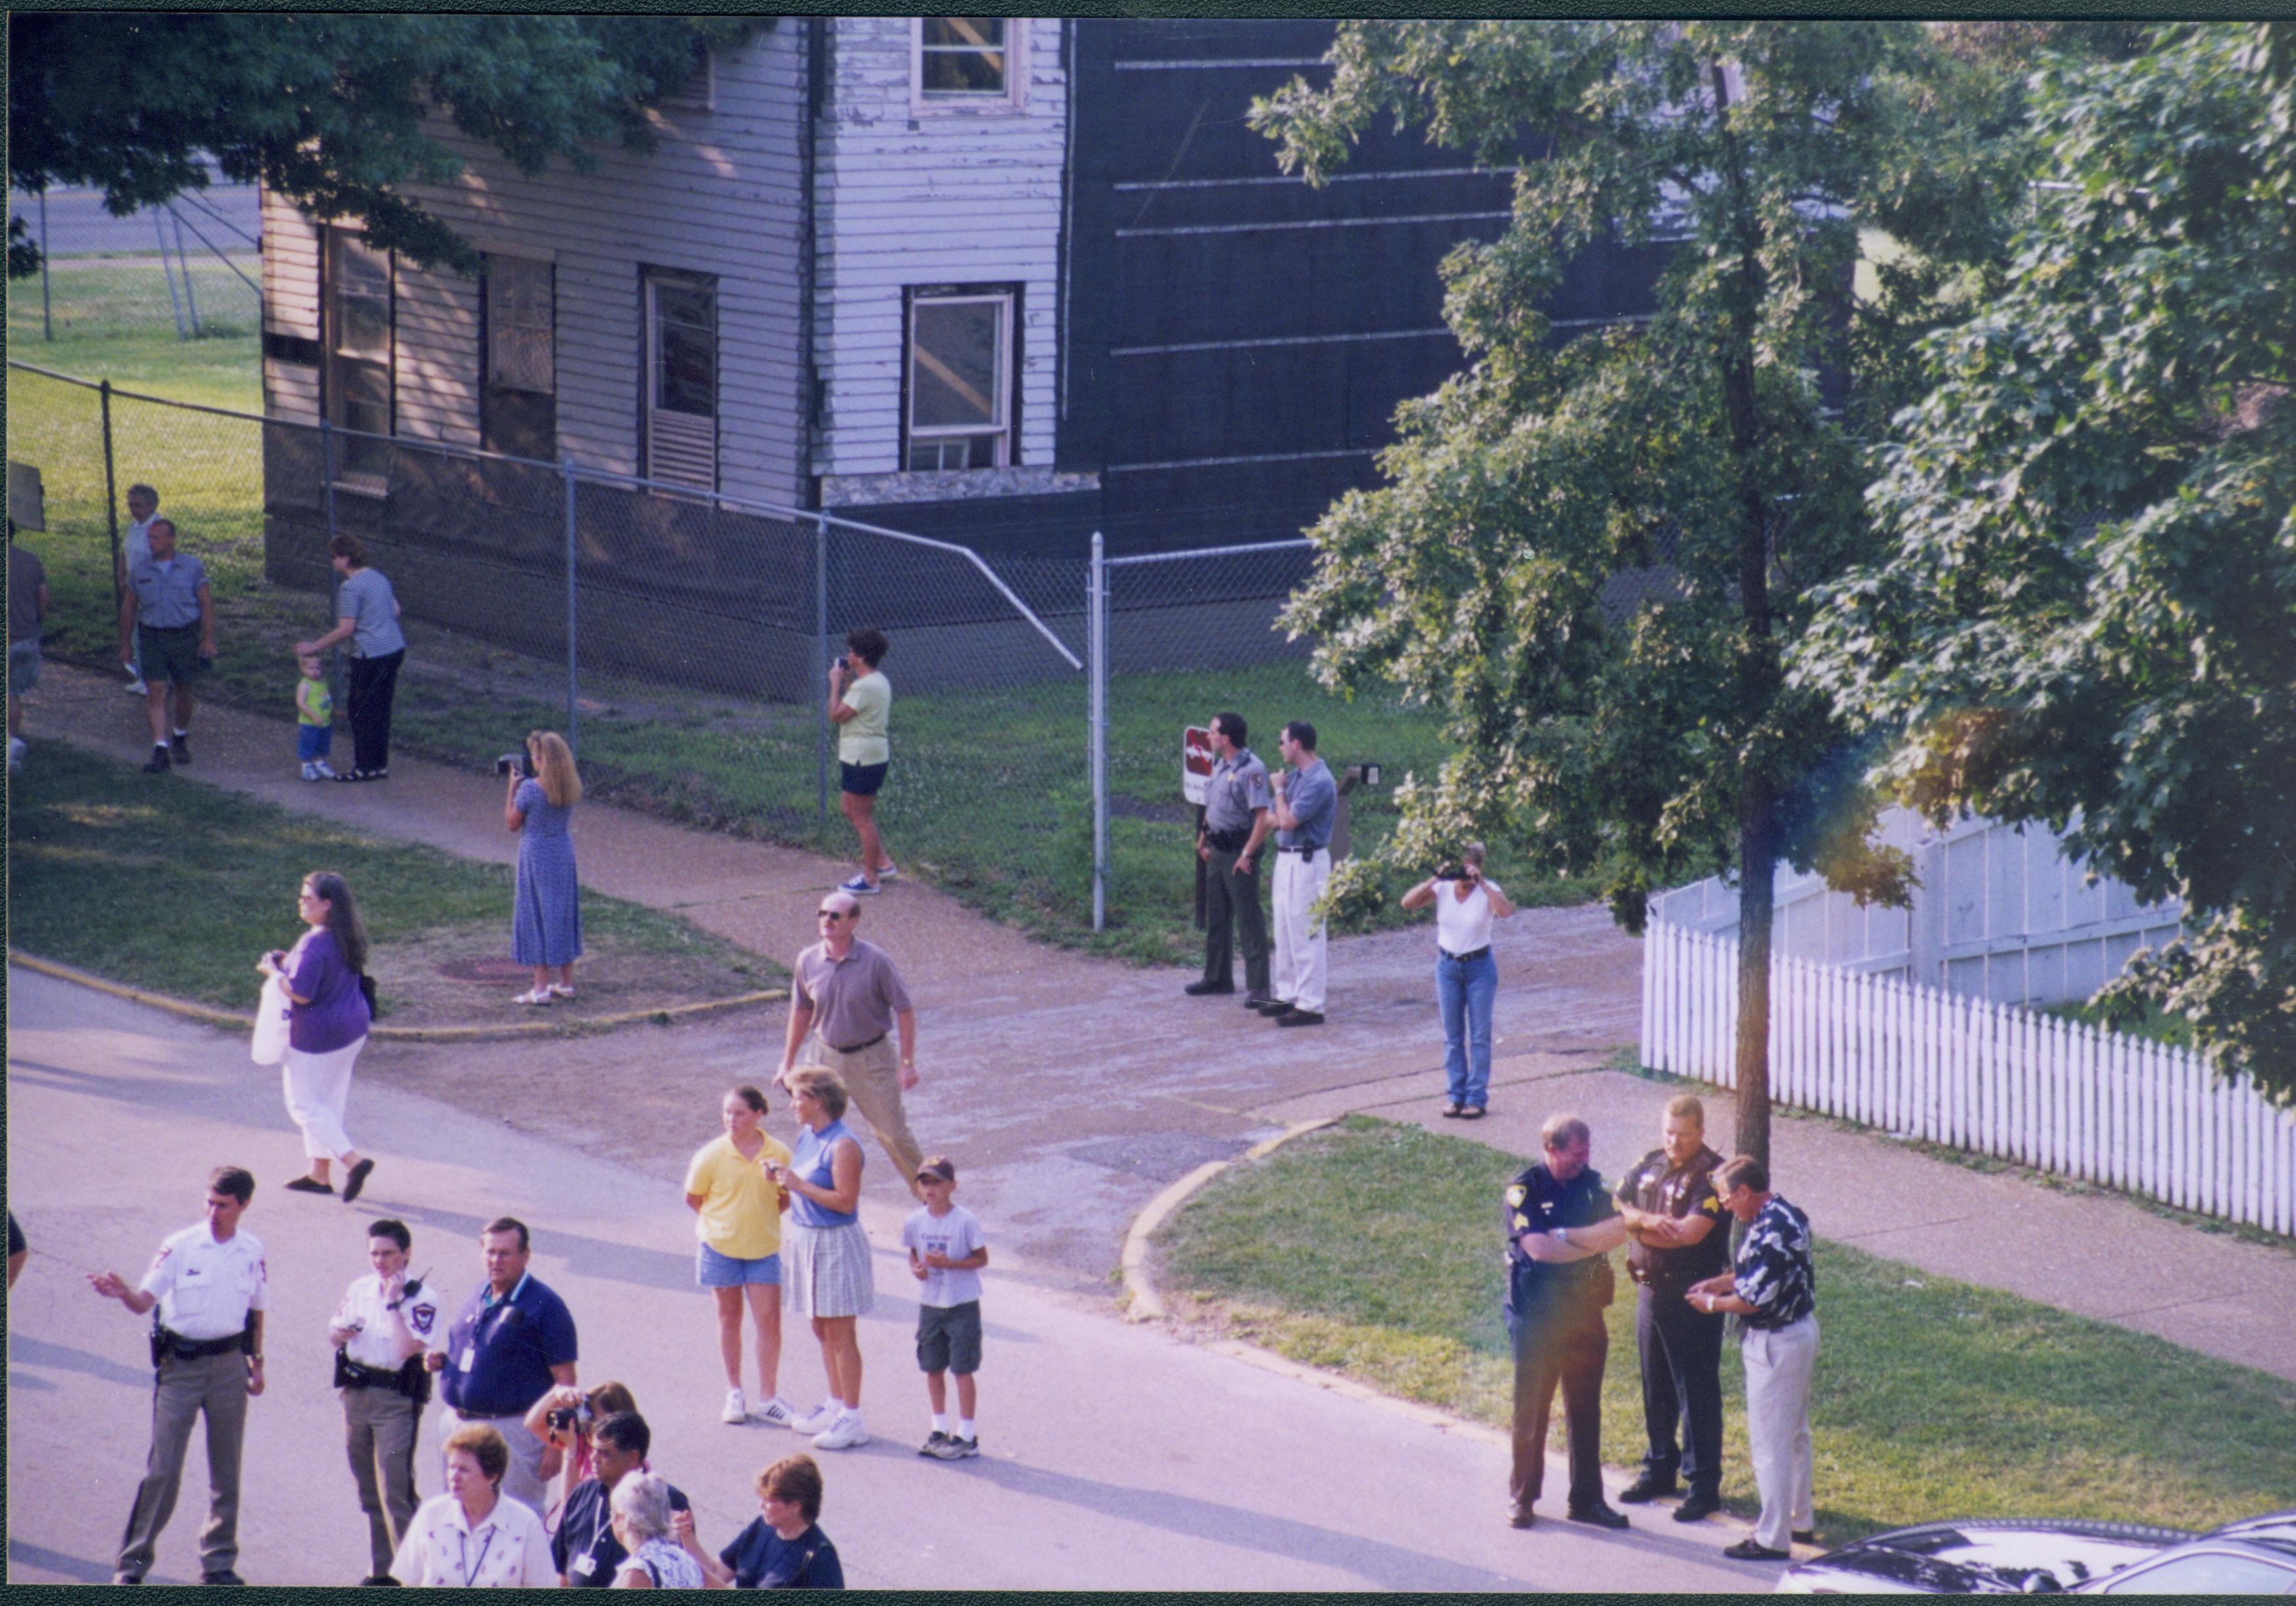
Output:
top-left (816, 909), bottom-right (850, 920)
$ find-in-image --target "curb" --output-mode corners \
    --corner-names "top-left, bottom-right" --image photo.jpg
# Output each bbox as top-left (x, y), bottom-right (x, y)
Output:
top-left (7, 951), bottom-right (786, 1042)
top-left (1119, 1114), bottom-right (1343, 1322)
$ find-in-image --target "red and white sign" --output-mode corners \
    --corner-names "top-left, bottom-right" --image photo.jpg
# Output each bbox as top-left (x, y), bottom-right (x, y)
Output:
top-left (1182, 726), bottom-right (1214, 806)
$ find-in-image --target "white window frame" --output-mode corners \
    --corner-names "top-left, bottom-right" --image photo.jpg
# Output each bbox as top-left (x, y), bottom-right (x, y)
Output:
top-left (643, 270), bottom-right (718, 492)
top-left (904, 288), bottom-right (1015, 471)
top-left (910, 17), bottom-right (1029, 116)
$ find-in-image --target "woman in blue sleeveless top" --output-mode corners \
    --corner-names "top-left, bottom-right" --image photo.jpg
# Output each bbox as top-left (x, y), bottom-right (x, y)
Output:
top-left (766, 1068), bottom-right (874, 1452)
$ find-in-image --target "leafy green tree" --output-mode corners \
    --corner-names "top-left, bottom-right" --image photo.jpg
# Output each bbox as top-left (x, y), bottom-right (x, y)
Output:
top-left (1798, 24), bottom-right (2296, 1101)
top-left (9, 14), bottom-right (762, 276)
top-left (1253, 22), bottom-right (2026, 1165)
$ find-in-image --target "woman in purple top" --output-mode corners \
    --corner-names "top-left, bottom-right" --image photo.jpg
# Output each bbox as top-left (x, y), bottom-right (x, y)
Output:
top-left (257, 870), bottom-right (378, 1201)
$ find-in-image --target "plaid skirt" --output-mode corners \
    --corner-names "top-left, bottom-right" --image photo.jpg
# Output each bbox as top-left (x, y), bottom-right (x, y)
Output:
top-left (784, 1221), bottom-right (875, 1318)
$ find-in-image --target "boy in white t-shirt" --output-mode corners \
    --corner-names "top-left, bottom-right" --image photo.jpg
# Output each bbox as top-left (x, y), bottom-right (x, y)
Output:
top-left (901, 1156), bottom-right (988, 1461)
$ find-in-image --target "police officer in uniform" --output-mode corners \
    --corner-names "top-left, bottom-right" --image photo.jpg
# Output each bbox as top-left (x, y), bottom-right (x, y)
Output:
top-left (332, 1218), bottom-right (447, 1584)
top-left (1612, 1095), bottom-right (1730, 1523)
top-left (89, 1165), bottom-right (268, 1586)
top-left (1503, 1115), bottom-right (1632, 1530)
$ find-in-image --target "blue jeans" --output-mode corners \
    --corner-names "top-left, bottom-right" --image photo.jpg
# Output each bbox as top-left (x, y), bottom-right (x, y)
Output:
top-left (1437, 949), bottom-right (1498, 1106)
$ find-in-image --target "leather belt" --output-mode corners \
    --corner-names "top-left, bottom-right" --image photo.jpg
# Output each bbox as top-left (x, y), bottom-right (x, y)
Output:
top-left (1277, 844), bottom-right (1326, 856)
top-left (162, 1330), bottom-right (243, 1359)
top-left (826, 1031), bottom-right (887, 1054)
top-left (1439, 945), bottom-right (1490, 963)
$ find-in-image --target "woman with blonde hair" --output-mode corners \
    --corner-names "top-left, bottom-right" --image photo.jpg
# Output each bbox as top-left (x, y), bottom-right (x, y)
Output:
top-left (507, 729), bottom-right (584, 1006)
top-left (763, 1068), bottom-right (873, 1452)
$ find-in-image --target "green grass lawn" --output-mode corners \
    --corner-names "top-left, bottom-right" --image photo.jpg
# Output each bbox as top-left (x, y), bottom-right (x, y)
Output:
top-left (9, 295), bottom-right (1599, 961)
top-left (1155, 1116), bottom-right (2296, 1542)
top-left (5, 739), bottom-right (774, 1012)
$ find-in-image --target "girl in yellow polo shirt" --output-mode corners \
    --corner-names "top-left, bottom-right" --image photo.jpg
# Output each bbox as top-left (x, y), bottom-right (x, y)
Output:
top-left (684, 1087), bottom-right (796, 1428)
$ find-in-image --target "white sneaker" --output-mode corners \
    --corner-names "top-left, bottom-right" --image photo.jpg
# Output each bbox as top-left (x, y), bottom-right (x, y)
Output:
top-left (311, 759), bottom-right (338, 779)
top-left (812, 1411), bottom-right (869, 1451)
top-left (753, 1396), bottom-right (800, 1429)
top-left (792, 1400), bottom-right (841, 1435)
top-left (301, 762), bottom-right (320, 781)
top-left (721, 1387), bottom-right (748, 1425)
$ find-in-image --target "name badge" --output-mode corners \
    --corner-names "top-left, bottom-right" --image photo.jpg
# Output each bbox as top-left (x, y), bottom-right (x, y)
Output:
top-left (571, 1554), bottom-right (596, 1578)
top-left (458, 1345), bottom-right (475, 1373)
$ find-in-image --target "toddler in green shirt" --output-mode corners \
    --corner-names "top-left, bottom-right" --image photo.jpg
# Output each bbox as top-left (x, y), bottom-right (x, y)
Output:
top-left (296, 652), bottom-right (336, 780)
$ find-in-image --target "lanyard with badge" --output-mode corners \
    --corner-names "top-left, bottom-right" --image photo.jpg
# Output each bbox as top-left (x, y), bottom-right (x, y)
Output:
top-left (461, 1272), bottom-right (529, 1372)
top-left (454, 1525), bottom-right (498, 1586)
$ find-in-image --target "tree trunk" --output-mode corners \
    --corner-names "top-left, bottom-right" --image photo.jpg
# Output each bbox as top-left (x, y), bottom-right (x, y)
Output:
top-left (1734, 789), bottom-right (1777, 1171)
top-left (1711, 56), bottom-right (1778, 1170)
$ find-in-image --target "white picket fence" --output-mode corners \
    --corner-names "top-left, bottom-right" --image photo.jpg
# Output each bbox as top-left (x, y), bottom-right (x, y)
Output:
top-left (1641, 921), bottom-right (2296, 1234)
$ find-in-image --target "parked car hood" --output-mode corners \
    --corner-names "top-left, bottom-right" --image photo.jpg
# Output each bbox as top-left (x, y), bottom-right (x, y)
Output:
top-left (1778, 1519), bottom-right (2193, 1595)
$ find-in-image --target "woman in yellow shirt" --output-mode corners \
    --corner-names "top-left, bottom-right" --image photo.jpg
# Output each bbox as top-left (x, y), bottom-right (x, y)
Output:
top-left (684, 1086), bottom-right (796, 1428)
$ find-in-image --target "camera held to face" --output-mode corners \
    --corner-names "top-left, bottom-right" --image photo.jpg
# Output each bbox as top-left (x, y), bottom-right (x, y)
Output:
top-left (495, 750), bottom-right (532, 779)
top-left (547, 1400), bottom-right (592, 1433)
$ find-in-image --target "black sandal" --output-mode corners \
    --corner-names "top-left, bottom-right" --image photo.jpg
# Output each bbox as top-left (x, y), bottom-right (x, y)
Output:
top-left (1459, 1106), bottom-right (1488, 1120)
top-left (1442, 1102), bottom-right (1465, 1118)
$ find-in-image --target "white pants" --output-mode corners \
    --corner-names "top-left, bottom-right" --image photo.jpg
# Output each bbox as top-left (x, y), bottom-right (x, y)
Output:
top-left (1742, 1314), bottom-right (1819, 1552)
top-left (1271, 848), bottom-right (1329, 1014)
top-left (443, 1410), bottom-right (548, 1511)
top-left (282, 1036), bottom-right (365, 1162)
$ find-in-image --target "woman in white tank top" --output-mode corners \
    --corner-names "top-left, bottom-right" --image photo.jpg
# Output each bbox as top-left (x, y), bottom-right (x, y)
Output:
top-left (1400, 842), bottom-right (1516, 1119)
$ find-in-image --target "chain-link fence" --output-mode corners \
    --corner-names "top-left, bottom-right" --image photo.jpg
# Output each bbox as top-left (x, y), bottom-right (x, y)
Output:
top-left (8, 359), bottom-right (1096, 940)
top-left (10, 188), bottom-right (262, 343)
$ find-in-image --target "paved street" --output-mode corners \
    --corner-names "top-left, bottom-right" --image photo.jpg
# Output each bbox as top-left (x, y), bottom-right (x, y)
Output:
top-left (5, 966), bottom-right (1761, 1590)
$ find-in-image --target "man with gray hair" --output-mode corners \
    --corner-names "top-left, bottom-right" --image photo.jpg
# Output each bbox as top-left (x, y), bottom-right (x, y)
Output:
top-left (1502, 1114), bottom-right (1632, 1532)
top-left (776, 888), bottom-right (927, 1199)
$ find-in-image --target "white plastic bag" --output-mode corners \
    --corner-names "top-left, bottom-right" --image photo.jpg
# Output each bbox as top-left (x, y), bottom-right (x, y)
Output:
top-left (251, 972), bottom-right (292, 1066)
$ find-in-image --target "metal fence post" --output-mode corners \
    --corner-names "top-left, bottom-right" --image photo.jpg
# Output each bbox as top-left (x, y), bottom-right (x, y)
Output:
top-left (99, 380), bottom-right (121, 610)
top-left (815, 510), bottom-right (831, 844)
top-left (563, 458), bottom-right (580, 756)
top-left (1090, 531), bottom-right (1108, 932)
top-left (322, 417), bottom-right (343, 708)
top-left (38, 187), bottom-right (52, 341)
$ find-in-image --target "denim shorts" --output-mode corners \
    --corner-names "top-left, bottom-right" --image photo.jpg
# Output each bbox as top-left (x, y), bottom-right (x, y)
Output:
top-left (298, 724), bottom-right (333, 761)
top-left (697, 1242), bottom-right (783, 1288)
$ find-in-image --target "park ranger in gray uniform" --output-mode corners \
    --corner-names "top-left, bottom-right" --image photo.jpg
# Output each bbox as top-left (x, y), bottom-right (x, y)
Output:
top-left (1186, 710), bottom-right (1275, 1003)
top-left (89, 1165), bottom-right (269, 1586)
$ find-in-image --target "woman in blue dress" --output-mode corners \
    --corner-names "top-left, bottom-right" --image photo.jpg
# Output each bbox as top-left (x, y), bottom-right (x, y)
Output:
top-left (506, 729), bottom-right (583, 1005)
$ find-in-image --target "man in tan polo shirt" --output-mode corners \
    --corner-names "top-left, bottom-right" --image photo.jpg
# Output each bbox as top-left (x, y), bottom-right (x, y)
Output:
top-left (774, 890), bottom-right (926, 1199)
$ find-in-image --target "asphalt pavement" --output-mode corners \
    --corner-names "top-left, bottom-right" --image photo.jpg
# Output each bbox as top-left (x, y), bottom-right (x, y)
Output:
top-left (4, 966), bottom-right (1764, 1590)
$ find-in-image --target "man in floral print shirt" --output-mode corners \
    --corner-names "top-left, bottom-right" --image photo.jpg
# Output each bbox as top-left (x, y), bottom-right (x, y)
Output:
top-left (1689, 1155), bottom-right (1817, 1564)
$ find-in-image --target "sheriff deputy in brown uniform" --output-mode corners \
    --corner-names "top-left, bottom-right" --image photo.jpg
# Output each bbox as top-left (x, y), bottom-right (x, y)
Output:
top-left (1612, 1094), bottom-right (1730, 1523)
top-left (89, 1165), bottom-right (269, 1586)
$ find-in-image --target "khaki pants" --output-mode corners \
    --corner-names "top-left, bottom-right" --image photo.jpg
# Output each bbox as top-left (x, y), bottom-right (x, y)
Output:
top-left (343, 1385), bottom-right (423, 1577)
top-left (1742, 1314), bottom-right (1819, 1552)
top-left (117, 1348), bottom-right (248, 1578)
top-left (802, 1032), bottom-right (925, 1198)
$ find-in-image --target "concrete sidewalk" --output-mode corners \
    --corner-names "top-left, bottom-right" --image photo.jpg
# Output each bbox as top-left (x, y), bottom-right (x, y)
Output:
top-left (20, 659), bottom-right (2296, 1389)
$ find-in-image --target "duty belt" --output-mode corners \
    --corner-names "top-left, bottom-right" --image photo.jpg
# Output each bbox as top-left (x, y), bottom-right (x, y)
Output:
top-left (151, 1322), bottom-right (248, 1366)
top-left (335, 1349), bottom-right (432, 1400)
top-left (1276, 844), bottom-right (1325, 856)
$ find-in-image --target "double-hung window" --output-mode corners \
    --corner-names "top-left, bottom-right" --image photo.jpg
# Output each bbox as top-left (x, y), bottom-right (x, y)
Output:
top-left (644, 269), bottom-right (718, 491)
top-left (912, 18), bottom-right (1027, 112)
top-left (325, 230), bottom-right (393, 481)
top-left (483, 255), bottom-right (555, 460)
top-left (905, 290), bottom-right (1015, 471)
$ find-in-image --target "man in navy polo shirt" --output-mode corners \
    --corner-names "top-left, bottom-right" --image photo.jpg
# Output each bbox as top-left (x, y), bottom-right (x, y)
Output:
top-left (425, 1217), bottom-right (577, 1509)
top-left (552, 1410), bottom-right (688, 1586)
